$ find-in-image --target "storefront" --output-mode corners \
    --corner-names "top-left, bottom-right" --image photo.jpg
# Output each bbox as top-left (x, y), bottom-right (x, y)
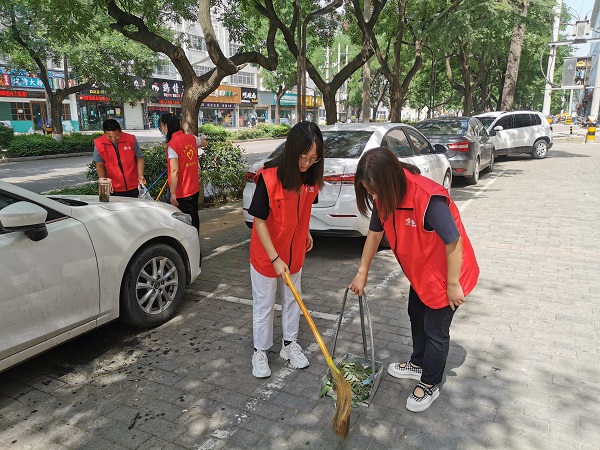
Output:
top-left (78, 84), bottom-right (124, 131)
top-left (0, 69), bottom-right (79, 133)
top-left (239, 87), bottom-right (258, 127)
top-left (199, 86), bottom-right (241, 127)
top-left (146, 78), bottom-right (183, 128)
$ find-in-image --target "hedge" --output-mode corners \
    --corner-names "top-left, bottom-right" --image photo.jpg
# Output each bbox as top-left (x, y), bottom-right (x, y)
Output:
top-left (4, 133), bottom-right (100, 158)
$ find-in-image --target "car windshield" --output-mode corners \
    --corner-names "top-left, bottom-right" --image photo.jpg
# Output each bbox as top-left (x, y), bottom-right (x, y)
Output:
top-left (416, 119), bottom-right (468, 135)
top-left (266, 131), bottom-right (372, 160)
top-left (476, 117), bottom-right (496, 128)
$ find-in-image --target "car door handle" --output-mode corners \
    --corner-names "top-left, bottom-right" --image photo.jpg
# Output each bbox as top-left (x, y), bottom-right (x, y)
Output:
top-left (423, 165), bottom-right (430, 172)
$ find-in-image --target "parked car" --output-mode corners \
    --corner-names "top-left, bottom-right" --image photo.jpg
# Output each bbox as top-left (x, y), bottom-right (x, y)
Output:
top-left (474, 110), bottom-right (553, 159)
top-left (0, 181), bottom-right (202, 373)
top-left (242, 122), bottom-right (452, 238)
top-left (278, 117), bottom-right (291, 126)
top-left (416, 116), bottom-right (494, 185)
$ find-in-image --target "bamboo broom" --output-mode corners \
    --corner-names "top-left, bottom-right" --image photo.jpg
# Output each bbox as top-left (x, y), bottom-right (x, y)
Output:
top-left (283, 272), bottom-right (352, 438)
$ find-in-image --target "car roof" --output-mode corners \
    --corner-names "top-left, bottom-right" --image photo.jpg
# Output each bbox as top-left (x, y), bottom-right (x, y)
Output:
top-left (474, 110), bottom-right (542, 118)
top-left (319, 122), bottom-right (414, 132)
top-left (419, 116), bottom-right (472, 121)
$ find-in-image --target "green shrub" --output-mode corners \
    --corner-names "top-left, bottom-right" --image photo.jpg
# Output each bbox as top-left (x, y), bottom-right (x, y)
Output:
top-left (5, 133), bottom-right (97, 157)
top-left (44, 182), bottom-right (99, 196)
top-left (200, 140), bottom-right (247, 204)
top-left (199, 123), bottom-right (229, 142)
top-left (0, 124), bottom-right (14, 148)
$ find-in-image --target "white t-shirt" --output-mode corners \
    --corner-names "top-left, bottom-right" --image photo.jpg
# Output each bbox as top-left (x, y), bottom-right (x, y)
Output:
top-left (167, 136), bottom-right (206, 159)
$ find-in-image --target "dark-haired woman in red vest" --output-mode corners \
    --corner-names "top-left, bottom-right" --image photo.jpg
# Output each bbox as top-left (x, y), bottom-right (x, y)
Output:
top-left (159, 113), bottom-right (208, 233)
top-left (247, 121), bottom-right (324, 378)
top-left (349, 147), bottom-right (479, 413)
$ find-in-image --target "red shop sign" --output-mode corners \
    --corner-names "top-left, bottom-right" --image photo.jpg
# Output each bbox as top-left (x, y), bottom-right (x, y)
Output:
top-left (0, 89), bottom-right (27, 98)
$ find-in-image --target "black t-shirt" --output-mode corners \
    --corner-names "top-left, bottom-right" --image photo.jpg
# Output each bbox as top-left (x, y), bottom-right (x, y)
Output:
top-left (369, 195), bottom-right (460, 244)
top-left (248, 174), bottom-right (318, 220)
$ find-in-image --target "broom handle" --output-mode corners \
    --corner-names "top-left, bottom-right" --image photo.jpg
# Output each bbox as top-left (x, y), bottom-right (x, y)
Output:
top-left (283, 272), bottom-right (337, 371)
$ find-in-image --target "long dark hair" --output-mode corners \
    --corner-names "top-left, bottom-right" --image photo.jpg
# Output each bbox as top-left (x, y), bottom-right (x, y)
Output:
top-left (265, 121), bottom-right (324, 191)
top-left (159, 113), bottom-right (182, 143)
top-left (355, 147), bottom-right (420, 221)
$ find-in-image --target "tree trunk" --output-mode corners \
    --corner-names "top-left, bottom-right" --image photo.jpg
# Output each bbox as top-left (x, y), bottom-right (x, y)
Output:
top-left (323, 93), bottom-right (337, 125)
top-left (501, 0), bottom-right (528, 111)
top-left (49, 95), bottom-right (65, 142)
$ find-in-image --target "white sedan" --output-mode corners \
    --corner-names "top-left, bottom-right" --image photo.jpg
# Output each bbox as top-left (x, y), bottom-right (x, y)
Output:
top-left (0, 181), bottom-right (201, 373)
top-left (243, 123), bottom-right (452, 237)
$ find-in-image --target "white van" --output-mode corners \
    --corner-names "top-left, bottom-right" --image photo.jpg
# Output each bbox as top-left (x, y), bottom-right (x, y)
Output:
top-left (474, 110), bottom-right (553, 159)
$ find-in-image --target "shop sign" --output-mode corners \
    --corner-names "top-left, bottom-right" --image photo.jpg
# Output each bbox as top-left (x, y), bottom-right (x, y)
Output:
top-left (241, 87), bottom-right (258, 104)
top-left (205, 85), bottom-right (241, 104)
top-left (81, 94), bottom-right (111, 101)
top-left (80, 83), bottom-right (111, 101)
top-left (0, 74), bottom-right (10, 87)
top-left (200, 102), bottom-right (236, 108)
top-left (273, 92), bottom-right (297, 106)
top-left (0, 89), bottom-right (27, 98)
top-left (148, 106), bottom-right (172, 112)
top-left (150, 78), bottom-right (184, 101)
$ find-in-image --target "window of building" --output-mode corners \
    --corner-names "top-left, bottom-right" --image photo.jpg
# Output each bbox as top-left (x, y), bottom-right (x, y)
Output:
top-left (231, 71), bottom-right (254, 86)
top-left (154, 59), bottom-right (178, 78)
top-left (61, 104), bottom-right (71, 121)
top-left (193, 65), bottom-right (212, 76)
top-left (11, 103), bottom-right (31, 121)
top-left (188, 34), bottom-right (206, 51)
top-left (229, 42), bottom-right (240, 56)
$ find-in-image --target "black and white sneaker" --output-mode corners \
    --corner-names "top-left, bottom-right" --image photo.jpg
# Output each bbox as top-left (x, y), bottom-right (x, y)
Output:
top-left (387, 361), bottom-right (422, 380)
top-left (406, 383), bottom-right (439, 412)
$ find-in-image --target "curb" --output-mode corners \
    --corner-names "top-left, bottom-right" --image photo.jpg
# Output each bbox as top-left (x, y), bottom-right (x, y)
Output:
top-left (0, 152), bottom-right (93, 164)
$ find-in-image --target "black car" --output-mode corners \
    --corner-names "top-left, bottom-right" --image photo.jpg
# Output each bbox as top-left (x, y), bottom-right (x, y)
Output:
top-left (416, 116), bottom-right (494, 185)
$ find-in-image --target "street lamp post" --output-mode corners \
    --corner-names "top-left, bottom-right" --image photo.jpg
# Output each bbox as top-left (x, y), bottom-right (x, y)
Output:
top-left (424, 45), bottom-right (437, 119)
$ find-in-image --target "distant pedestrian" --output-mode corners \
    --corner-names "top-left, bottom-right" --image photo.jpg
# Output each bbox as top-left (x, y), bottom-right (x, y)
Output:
top-left (93, 119), bottom-right (145, 197)
top-left (349, 147), bottom-right (479, 412)
top-left (248, 121), bottom-right (324, 378)
top-left (159, 113), bottom-right (208, 234)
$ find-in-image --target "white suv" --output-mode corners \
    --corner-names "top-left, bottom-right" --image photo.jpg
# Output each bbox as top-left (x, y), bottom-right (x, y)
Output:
top-left (474, 110), bottom-right (553, 159)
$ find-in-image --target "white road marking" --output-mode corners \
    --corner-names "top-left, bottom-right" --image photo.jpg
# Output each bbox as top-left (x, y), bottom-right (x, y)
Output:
top-left (203, 239), bottom-right (250, 260)
top-left (457, 172), bottom-right (502, 213)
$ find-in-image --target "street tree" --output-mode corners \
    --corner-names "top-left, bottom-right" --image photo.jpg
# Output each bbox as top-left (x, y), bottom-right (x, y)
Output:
top-left (0, 0), bottom-right (156, 140)
top-left (103, 0), bottom-right (279, 134)
top-left (501, 0), bottom-right (529, 110)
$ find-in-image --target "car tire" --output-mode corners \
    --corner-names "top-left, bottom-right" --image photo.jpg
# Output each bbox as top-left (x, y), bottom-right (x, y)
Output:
top-left (120, 243), bottom-right (186, 328)
top-left (483, 150), bottom-right (495, 173)
top-left (442, 170), bottom-right (452, 194)
top-left (531, 139), bottom-right (548, 159)
top-left (466, 158), bottom-right (480, 185)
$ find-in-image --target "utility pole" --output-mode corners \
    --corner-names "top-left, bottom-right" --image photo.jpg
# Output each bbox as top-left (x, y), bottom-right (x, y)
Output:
top-left (361, 0), bottom-right (371, 122)
top-left (542, 0), bottom-right (563, 116)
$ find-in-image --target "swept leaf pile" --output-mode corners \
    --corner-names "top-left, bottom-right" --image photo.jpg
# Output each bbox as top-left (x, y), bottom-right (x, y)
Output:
top-left (320, 360), bottom-right (374, 407)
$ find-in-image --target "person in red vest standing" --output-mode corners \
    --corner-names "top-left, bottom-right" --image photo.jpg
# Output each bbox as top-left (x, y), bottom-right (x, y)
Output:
top-left (247, 122), bottom-right (324, 378)
top-left (93, 119), bottom-right (146, 197)
top-left (349, 147), bottom-right (479, 412)
top-left (159, 113), bottom-right (208, 233)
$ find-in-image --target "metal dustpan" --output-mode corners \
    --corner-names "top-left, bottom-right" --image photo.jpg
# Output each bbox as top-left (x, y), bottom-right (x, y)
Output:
top-left (320, 289), bottom-right (384, 407)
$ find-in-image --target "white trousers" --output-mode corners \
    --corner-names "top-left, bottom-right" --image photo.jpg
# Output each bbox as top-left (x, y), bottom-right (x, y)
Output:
top-left (250, 264), bottom-right (302, 351)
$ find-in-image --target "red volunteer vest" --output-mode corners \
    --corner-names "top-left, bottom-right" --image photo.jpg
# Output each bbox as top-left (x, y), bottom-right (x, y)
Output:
top-left (249, 167), bottom-right (319, 277)
top-left (380, 170), bottom-right (479, 309)
top-left (94, 132), bottom-right (138, 192)
top-left (167, 130), bottom-right (200, 199)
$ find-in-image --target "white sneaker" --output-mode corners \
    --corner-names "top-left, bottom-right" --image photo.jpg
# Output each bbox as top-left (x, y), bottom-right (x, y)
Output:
top-left (280, 340), bottom-right (309, 369)
top-left (252, 350), bottom-right (271, 378)
top-left (406, 383), bottom-right (439, 412)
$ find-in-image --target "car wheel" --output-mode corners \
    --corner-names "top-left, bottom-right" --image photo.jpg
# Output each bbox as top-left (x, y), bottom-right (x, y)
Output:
top-left (483, 150), bottom-right (495, 173)
top-left (466, 158), bottom-right (480, 185)
top-left (442, 170), bottom-right (452, 194)
top-left (120, 243), bottom-right (186, 328)
top-left (531, 139), bottom-right (548, 159)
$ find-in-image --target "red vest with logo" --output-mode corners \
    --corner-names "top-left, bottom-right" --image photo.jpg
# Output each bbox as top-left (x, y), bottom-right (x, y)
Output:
top-left (94, 132), bottom-right (138, 192)
top-left (380, 170), bottom-right (479, 309)
top-left (167, 130), bottom-right (200, 198)
top-left (249, 167), bottom-right (319, 277)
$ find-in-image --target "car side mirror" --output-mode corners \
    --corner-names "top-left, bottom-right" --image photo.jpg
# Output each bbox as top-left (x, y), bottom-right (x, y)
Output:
top-left (0, 201), bottom-right (49, 242)
top-left (493, 125), bottom-right (503, 132)
top-left (432, 143), bottom-right (449, 154)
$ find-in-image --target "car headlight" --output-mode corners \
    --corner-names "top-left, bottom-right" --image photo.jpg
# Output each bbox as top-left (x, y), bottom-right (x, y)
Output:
top-left (172, 211), bottom-right (192, 226)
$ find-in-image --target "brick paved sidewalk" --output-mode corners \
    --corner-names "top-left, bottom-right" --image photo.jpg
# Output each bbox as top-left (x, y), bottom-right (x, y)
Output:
top-left (0, 141), bottom-right (598, 449)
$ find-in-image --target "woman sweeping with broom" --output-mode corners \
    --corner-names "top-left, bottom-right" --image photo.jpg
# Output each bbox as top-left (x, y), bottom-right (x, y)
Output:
top-left (349, 147), bottom-right (479, 413)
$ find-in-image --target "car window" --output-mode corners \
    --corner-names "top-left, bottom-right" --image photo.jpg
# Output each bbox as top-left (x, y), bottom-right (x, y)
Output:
top-left (514, 114), bottom-right (533, 128)
top-left (415, 119), bottom-right (468, 135)
top-left (477, 116), bottom-right (497, 128)
top-left (384, 129), bottom-right (413, 157)
top-left (321, 131), bottom-right (373, 158)
top-left (405, 129), bottom-right (432, 155)
top-left (0, 191), bottom-right (66, 228)
top-left (531, 114), bottom-right (542, 125)
top-left (495, 116), bottom-right (512, 130)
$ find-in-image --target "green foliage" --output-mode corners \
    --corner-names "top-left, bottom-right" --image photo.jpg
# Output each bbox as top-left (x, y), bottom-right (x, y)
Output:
top-left (199, 124), bottom-right (229, 142)
top-left (0, 125), bottom-right (15, 148)
top-left (200, 123), bottom-right (289, 141)
top-left (5, 133), bottom-right (98, 157)
top-left (44, 183), bottom-right (99, 196)
top-left (200, 140), bottom-right (247, 204)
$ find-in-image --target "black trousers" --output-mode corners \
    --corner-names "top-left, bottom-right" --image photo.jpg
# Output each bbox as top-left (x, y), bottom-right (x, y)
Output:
top-left (408, 286), bottom-right (456, 386)
top-left (176, 192), bottom-right (200, 234)
top-left (112, 188), bottom-right (139, 198)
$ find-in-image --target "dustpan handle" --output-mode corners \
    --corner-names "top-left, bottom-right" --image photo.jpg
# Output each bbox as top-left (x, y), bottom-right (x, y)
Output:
top-left (360, 293), bottom-right (377, 376)
top-left (331, 288), bottom-right (350, 359)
